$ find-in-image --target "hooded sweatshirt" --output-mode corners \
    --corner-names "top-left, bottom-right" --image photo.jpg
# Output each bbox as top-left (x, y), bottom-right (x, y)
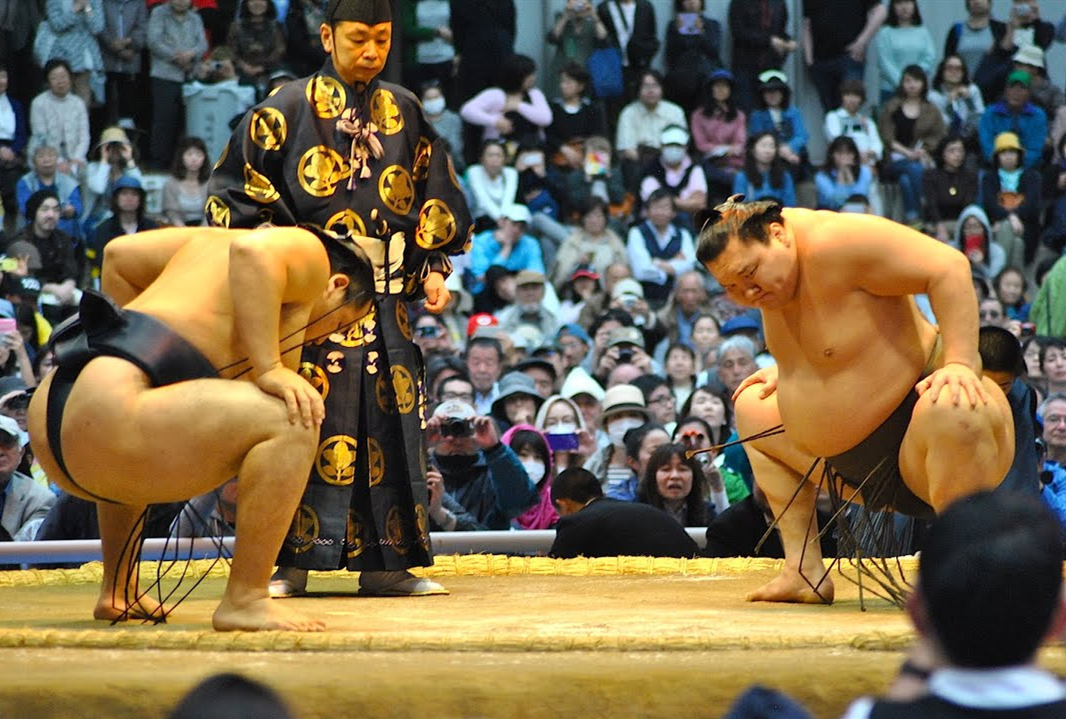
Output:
top-left (953, 204), bottom-right (1005, 280)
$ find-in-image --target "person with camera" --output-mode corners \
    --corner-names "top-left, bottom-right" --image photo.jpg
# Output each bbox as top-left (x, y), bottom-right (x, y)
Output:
top-left (426, 461), bottom-right (484, 532)
top-left (593, 325), bottom-right (654, 389)
top-left (427, 390), bottom-right (537, 531)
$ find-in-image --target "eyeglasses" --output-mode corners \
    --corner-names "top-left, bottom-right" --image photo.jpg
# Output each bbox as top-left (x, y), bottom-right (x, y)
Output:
top-left (416, 325), bottom-right (442, 338)
top-left (979, 310), bottom-right (1003, 320)
top-left (648, 394), bottom-right (675, 405)
top-left (439, 391), bottom-right (475, 403)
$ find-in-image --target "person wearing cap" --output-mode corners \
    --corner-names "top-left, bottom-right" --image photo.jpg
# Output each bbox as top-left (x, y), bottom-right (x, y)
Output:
top-left (427, 393), bottom-right (537, 531)
top-left (206, 0), bottom-right (474, 599)
top-left (556, 264), bottom-right (600, 326)
top-left (639, 124), bottom-right (707, 218)
top-left (662, 0), bottom-right (722, 114)
top-left (697, 196), bottom-right (1014, 605)
top-left (468, 203), bottom-right (545, 294)
top-left (978, 68), bottom-right (1048, 170)
top-left (592, 324), bottom-right (653, 388)
top-left (690, 69), bottom-right (746, 200)
top-left (495, 269), bottom-right (557, 341)
top-left (626, 188), bottom-right (696, 307)
top-left (747, 70), bottom-right (809, 181)
top-left (82, 125), bottom-right (144, 239)
top-left (1009, 44), bottom-right (1063, 119)
top-left (801, 0), bottom-right (886, 112)
top-left (972, 0), bottom-right (1055, 102)
top-left (0, 414), bottom-right (53, 542)
top-left (614, 69), bottom-right (686, 192)
top-left (490, 371), bottom-right (545, 432)
top-left (556, 323), bottom-right (591, 372)
top-left (89, 175), bottom-right (159, 282)
top-left (727, 0), bottom-right (794, 113)
top-left (873, 0), bottom-right (935, 105)
top-left (582, 384), bottom-right (652, 491)
top-left (979, 131), bottom-right (1043, 265)
top-left (16, 145), bottom-right (83, 241)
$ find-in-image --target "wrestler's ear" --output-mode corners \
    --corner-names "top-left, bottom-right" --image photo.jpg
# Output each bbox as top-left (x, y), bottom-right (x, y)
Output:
top-left (326, 273), bottom-right (350, 296)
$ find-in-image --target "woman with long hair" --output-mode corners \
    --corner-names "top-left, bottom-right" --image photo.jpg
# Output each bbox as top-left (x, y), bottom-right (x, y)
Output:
top-left (928, 53), bottom-right (984, 147)
top-left (637, 443), bottom-right (711, 526)
top-left (732, 131), bottom-right (795, 206)
top-left (502, 424), bottom-right (556, 530)
top-left (922, 134), bottom-right (979, 241)
top-left (163, 136), bottom-right (210, 228)
top-left (690, 69), bottom-right (745, 202)
top-left (814, 135), bottom-right (872, 211)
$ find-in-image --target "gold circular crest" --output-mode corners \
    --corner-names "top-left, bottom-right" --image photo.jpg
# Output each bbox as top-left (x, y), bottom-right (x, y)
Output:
top-left (414, 199), bottom-right (457, 250)
top-left (391, 365), bottom-right (417, 415)
top-left (367, 437), bottom-right (385, 487)
top-left (212, 142), bottom-right (229, 171)
top-left (305, 75), bottom-right (346, 119)
top-left (370, 88), bottom-right (404, 135)
top-left (396, 302), bottom-right (411, 340)
top-left (415, 504), bottom-right (430, 551)
top-left (285, 504), bottom-right (320, 554)
top-left (346, 508), bottom-right (364, 559)
top-left (386, 506), bottom-right (408, 555)
top-left (412, 136), bottom-right (432, 182)
top-left (326, 208), bottom-right (367, 237)
top-left (375, 370), bottom-right (396, 414)
top-left (243, 164), bottom-right (280, 204)
top-left (204, 195), bottom-right (231, 228)
top-left (249, 107), bottom-right (287, 151)
top-left (334, 310), bottom-right (377, 348)
top-left (298, 145), bottom-right (350, 198)
top-left (377, 164), bottom-right (414, 215)
top-left (315, 434), bottom-right (359, 486)
top-left (298, 361), bottom-right (329, 400)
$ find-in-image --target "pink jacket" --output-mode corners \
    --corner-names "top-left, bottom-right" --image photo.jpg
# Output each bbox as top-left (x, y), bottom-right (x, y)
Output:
top-left (460, 87), bottom-right (553, 141)
top-left (689, 107), bottom-right (746, 170)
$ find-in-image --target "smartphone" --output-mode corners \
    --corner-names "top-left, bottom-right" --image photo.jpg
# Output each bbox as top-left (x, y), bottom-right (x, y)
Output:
top-left (546, 432), bottom-right (580, 452)
top-left (0, 318), bottom-right (17, 334)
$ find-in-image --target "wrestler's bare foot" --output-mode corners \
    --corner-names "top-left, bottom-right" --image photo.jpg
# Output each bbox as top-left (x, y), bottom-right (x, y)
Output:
top-left (213, 594), bottom-right (326, 632)
top-left (94, 591), bottom-right (165, 622)
top-left (747, 568), bottom-right (835, 604)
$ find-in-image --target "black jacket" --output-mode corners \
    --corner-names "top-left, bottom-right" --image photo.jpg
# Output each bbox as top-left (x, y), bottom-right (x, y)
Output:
top-left (549, 498), bottom-right (699, 558)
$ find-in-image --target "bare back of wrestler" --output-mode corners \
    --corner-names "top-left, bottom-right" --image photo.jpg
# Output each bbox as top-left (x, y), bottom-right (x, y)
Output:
top-left (698, 202), bottom-right (1014, 605)
top-left (27, 226), bottom-right (369, 631)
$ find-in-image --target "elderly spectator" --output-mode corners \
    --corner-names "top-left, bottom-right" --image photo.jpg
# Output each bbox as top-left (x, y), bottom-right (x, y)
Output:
top-left (39, 0), bottom-right (105, 107)
top-left (496, 270), bottom-right (558, 342)
top-left (654, 270), bottom-right (707, 354)
top-left (0, 415), bottom-right (53, 542)
top-left (465, 336), bottom-right (504, 415)
top-left (27, 59), bottom-right (90, 177)
top-left (715, 334), bottom-right (759, 396)
top-left (583, 384), bottom-right (651, 488)
top-left (16, 145), bottom-right (82, 238)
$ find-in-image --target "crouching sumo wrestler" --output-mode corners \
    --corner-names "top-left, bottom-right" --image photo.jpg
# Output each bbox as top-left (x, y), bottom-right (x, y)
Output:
top-left (27, 225), bottom-right (386, 631)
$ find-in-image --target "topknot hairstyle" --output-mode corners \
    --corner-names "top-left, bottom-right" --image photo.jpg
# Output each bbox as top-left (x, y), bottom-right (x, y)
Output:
top-left (694, 194), bottom-right (785, 268)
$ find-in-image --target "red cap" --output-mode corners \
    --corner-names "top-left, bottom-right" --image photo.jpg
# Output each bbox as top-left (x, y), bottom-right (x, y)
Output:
top-left (466, 313), bottom-right (499, 337)
top-left (570, 267), bottom-right (600, 282)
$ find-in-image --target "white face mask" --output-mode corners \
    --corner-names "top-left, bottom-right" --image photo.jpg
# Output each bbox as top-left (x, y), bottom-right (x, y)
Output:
top-left (521, 459), bottom-right (546, 484)
top-left (606, 417), bottom-right (644, 446)
top-left (548, 422), bottom-right (578, 435)
top-left (661, 146), bottom-right (687, 165)
top-left (423, 97), bottom-right (446, 115)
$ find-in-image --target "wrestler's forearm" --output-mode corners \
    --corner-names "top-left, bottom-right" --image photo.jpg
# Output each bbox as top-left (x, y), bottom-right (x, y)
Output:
top-left (229, 239), bottom-right (286, 377)
top-left (926, 255), bottom-right (982, 369)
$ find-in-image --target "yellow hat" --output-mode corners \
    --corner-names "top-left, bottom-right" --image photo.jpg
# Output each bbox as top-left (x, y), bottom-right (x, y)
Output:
top-left (993, 132), bottom-right (1022, 155)
top-left (94, 126), bottom-right (131, 151)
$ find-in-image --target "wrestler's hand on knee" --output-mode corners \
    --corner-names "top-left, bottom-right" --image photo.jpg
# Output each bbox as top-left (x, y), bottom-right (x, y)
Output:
top-left (915, 363), bottom-right (988, 409)
top-left (732, 365), bottom-right (778, 402)
top-left (256, 367), bottom-right (325, 428)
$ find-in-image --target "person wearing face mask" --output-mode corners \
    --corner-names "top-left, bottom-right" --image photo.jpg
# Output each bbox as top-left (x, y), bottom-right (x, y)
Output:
top-left (582, 384), bottom-right (652, 492)
top-left (501, 424), bottom-right (557, 529)
top-left (426, 399), bottom-right (537, 530)
top-left (638, 124), bottom-right (708, 224)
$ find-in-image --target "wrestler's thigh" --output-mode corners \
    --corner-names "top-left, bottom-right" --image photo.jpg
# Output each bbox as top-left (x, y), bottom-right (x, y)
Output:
top-left (733, 385), bottom-right (819, 476)
top-left (898, 376), bottom-right (1015, 503)
top-left (55, 360), bottom-right (314, 506)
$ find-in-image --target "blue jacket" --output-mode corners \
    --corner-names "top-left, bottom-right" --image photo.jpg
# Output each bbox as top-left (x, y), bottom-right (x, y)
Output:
top-left (733, 168), bottom-right (796, 207)
top-left (748, 106), bottom-right (808, 155)
top-left (433, 443), bottom-right (538, 531)
top-left (468, 229), bottom-right (545, 294)
top-left (978, 101), bottom-right (1048, 169)
top-left (0, 95), bottom-right (27, 156)
top-left (814, 165), bottom-right (873, 210)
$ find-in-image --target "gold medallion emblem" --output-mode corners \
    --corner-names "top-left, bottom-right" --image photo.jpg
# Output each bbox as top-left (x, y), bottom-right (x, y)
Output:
top-left (334, 310), bottom-right (377, 348)
top-left (204, 195), bottom-right (231, 228)
top-left (367, 437), bottom-right (385, 487)
top-left (306, 75), bottom-right (346, 119)
top-left (325, 208), bottom-right (367, 237)
top-left (249, 107), bottom-right (287, 151)
top-left (370, 88), bottom-right (404, 135)
top-left (299, 361), bottom-right (329, 400)
top-left (285, 504), bottom-right (320, 554)
top-left (412, 136), bottom-right (432, 182)
top-left (414, 199), bottom-right (457, 250)
top-left (378, 165), bottom-right (414, 215)
top-left (298, 145), bottom-right (350, 198)
top-left (346, 508), bottom-right (364, 559)
top-left (386, 506), bottom-right (408, 555)
top-left (391, 365), bottom-right (416, 415)
top-left (316, 434), bottom-right (359, 486)
top-left (396, 302), bottom-right (411, 340)
top-left (375, 370), bottom-right (396, 414)
top-left (243, 164), bottom-right (280, 204)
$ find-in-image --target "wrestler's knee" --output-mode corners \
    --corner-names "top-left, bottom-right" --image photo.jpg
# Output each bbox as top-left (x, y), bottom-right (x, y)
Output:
top-left (732, 383), bottom-right (780, 440)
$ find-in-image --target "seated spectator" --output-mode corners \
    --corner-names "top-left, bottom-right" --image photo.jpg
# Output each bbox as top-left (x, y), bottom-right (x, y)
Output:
top-left (663, 0), bottom-right (722, 114)
top-left (592, 323), bottom-right (655, 388)
top-left (663, 342), bottom-right (696, 411)
top-left (545, 61), bottom-right (607, 177)
top-left (612, 421), bottom-right (671, 502)
top-left (979, 131), bottom-right (1042, 266)
top-left (88, 176), bottom-right (159, 282)
top-left (841, 491), bottom-right (1066, 719)
top-left (0, 65), bottom-right (27, 226)
top-left (1030, 257), bottom-right (1066, 339)
top-left (632, 373), bottom-right (677, 434)
top-left (583, 384), bottom-right (652, 490)
top-left (814, 135), bottom-right (873, 211)
top-left (928, 54), bottom-right (985, 149)
top-left (491, 371), bottom-right (546, 433)
top-left (15, 145), bottom-right (82, 239)
top-left (459, 53), bottom-right (552, 150)
top-left (468, 204), bottom-right (545, 294)
top-left (162, 136), bottom-right (210, 228)
top-left (473, 265), bottom-right (516, 316)
top-left (502, 423), bottom-right (557, 530)
top-left (27, 59), bottom-right (90, 178)
top-left (0, 414), bottom-right (53, 542)
top-left (549, 467), bottom-right (699, 558)
top-left (557, 324), bottom-right (593, 374)
top-left (679, 384), bottom-right (732, 442)
top-left (824, 79), bottom-right (883, 175)
top-left (554, 135), bottom-right (628, 226)
top-left (559, 364), bottom-right (604, 433)
top-left (714, 334), bottom-right (759, 396)
top-left (994, 266), bottom-right (1030, 321)
top-left (1042, 341), bottom-right (1066, 396)
top-left (462, 336), bottom-right (505, 415)
top-left (978, 69), bottom-right (1047, 170)
top-left (4, 189), bottom-right (86, 323)
top-left (226, 0), bottom-right (286, 96)
top-left (953, 204), bottom-right (1006, 282)
top-left (169, 477), bottom-right (237, 539)
top-left (426, 459), bottom-right (484, 532)
top-left (615, 69), bottom-right (687, 192)
top-left (496, 271), bottom-right (558, 359)
top-left (1016, 45), bottom-right (1064, 118)
top-left (626, 189), bottom-right (696, 307)
top-left (689, 314), bottom-right (722, 370)
top-left (513, 144), bottom-right (569, 262)
top-left (413, 313), bottom-right (458, 363)
top-left (747, 70), bottom-right (808, 181)
top-left (1039, 393), bottom-right (1066, 510)
top-left (466, 139), bottom-right (518, 231)
top-left (421, 81), bottom-right (464, 175)
top-left (922, 135), bottom-right (979, 241)
top-left (638, 124), bottom-right (708, 223)
top-left (973, 0), bottom-right (1055, 104)
top-left (81, 125), bottom-right (143, 239)
top-left (427, 398), bottom-right (537, 530)
top-left (674, 415), bottom-right (748, 505)
top-left (690, 69), bottom-right (746, 204)
top-left (879, 64), bottom-right (945, 225)
top-left (556, 265), bottom-right (601, 327)
top-left (637, 442), bottom-right (713, 526)
top-left (732, 132), bottom-right (796, 207)
top-left (704, 481), bottom-right (836, 559)
top-left (1046, 132), bottom-right (1066, 253)
top-left (874, 0), bottom-right (935, 105)
top-left (536, 393), bottom-right (596, 475)
top-left (652, 270), bottom-right (707, 355)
